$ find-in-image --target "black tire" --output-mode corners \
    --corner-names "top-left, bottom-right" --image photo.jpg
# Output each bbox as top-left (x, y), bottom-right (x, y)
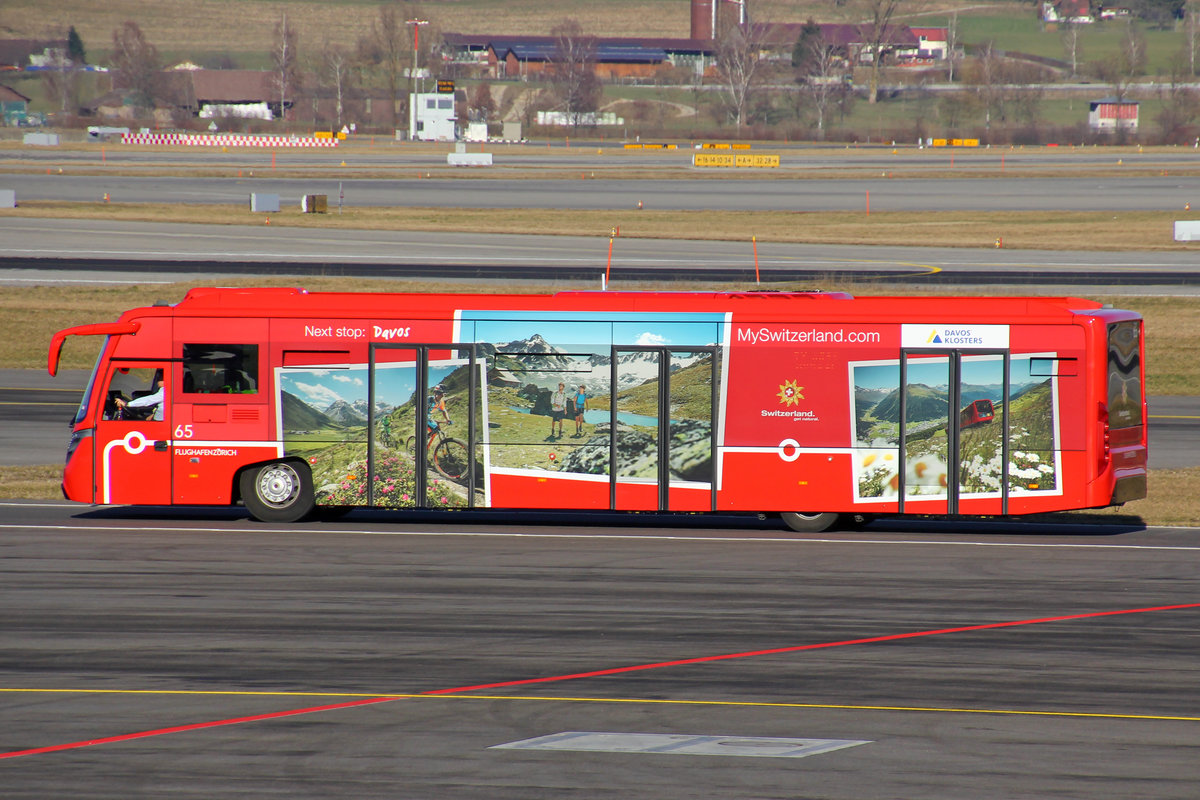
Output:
top-left (781, 511), bottom-right (842, 533)
top-left (240, 460), bottom-right (314, 523)
top-left (432, 438), bottom-right (470, 480)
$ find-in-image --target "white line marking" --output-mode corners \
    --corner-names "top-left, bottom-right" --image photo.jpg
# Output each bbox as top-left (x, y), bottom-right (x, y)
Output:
top-left (0, 520), bottom-right (1198, 548)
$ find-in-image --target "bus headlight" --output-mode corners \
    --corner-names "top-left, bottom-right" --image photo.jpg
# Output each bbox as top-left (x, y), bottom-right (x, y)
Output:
top-left (66, 428), bottom-right (93, 464)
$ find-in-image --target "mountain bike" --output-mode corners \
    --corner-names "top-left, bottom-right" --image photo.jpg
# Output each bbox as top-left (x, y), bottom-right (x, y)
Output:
top-left (406, 421), bottom-right (471, 481)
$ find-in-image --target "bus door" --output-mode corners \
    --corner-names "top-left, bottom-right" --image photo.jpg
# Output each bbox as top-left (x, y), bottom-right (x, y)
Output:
top-left (611, 346), bottom-right (717, 512)
top-left (368, 343), bottom-right (482, 510)
top-left (94, 361), bottom-right (172, 505)
top-left (899, 351), bottom-right (1008, 516)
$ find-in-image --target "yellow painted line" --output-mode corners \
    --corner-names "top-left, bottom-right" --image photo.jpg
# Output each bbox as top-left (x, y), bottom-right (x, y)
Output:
top-left (1150, 414), bottom-right (1200, 420)
top-left (421, 693), bottom-right (1200, 723)
top-left (7, 387), bottom-right (77, 392)
top-left (3, 688), bottom-right (1197, 723)
top-left (0, 401), bottom-right (75, 406)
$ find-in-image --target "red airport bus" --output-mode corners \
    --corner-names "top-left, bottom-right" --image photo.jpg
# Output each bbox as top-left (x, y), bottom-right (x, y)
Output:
top-left (959, 398), bottom-right (996, 429)
top-left (47, 288), bottom-right (1147, 531)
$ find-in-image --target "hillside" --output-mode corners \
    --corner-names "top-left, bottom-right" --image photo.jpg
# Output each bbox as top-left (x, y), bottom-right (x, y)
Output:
top-left (281, 390), bottom-right (341, 432)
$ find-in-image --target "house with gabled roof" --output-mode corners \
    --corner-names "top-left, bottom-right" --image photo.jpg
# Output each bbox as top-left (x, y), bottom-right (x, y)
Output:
top-left (1043, 0), bottom-right (1094, 23)
top-left (88, 69), bottom-right (287, 123)
top-left (750, 21), bottom-right (922, 65)
top-left (0, 84), bottom-right (32, 125)
top-left (909, 27), bottom-right (949, 59)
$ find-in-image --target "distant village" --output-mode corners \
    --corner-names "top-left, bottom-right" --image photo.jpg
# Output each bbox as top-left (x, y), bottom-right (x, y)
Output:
top-left (0, 0), bottom-right (1156, 142)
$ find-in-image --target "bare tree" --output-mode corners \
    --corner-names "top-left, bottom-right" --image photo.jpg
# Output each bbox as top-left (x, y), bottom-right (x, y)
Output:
top-left (547, 19), bottom-right (601, 130)
top-left (1156, 59), bottom-right (1200, 141)
top-left (1008, 63), bottom-right (1046, 127)
top-left (42, 36), bottom-right (82, 116)
top-left (1120, 20), bottom-right (1148, 78)
top-left (851, 0), bottom-right (909, 104)
top-left (1060, 20), bottom-right (1084, 77)
top-left (945, 12), bottom-right (960, 82)
top-left (793, 20), bottom-right (848, 139)
top-left (272, 11), bottom-right (299, 121)
top-left (1186, 0), bottom-right (1200, 76)
top-left (322, 40), bottom-right (353, 130)
top-left (969, 40), bottom-right (1017, 131)
top-left (715, 21), bottom-right (766, 132)
top-left (357, 3), bottom-right (409, 127)
top-left (110, 21), bottom-right (163, 113)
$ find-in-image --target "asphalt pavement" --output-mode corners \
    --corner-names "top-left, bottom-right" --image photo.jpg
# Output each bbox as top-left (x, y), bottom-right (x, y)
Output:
top-left (0, 504), bottom-right (1196, 799)
top-left (7, 171), bottom-right (1200, 212)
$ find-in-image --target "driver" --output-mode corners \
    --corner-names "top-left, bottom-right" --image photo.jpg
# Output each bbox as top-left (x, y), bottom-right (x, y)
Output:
top-left (116, 370), bottom-right (164, 421)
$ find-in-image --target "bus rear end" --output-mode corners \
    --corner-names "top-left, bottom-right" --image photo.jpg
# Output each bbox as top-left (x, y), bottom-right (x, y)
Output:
top-left (1101, 317), bottom-right (1147, 506)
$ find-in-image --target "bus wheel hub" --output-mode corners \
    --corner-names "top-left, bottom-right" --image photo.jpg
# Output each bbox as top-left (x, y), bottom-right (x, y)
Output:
top-left (259, 464), bottom-right (299, 506)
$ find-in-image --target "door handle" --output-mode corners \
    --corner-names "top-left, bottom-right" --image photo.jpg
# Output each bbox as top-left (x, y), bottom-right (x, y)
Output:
top-left (154, 440), bottom-right (168, 451)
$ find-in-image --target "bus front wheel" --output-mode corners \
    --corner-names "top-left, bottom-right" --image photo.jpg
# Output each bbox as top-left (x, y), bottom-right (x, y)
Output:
top-left (781, 512), bottom-right (841, 533)
top-left (240, 460), bottom-right (314, 523)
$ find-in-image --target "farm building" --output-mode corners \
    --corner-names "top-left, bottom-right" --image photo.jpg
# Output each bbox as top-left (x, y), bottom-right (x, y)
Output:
top-left (749, 22), bottom-right (925, 65)
top-left (0, 39), bottom-right (67, 70)
top-left (1088, 97), bottom-right (1138, 132)
top-left (442, 34), bottom-right (714, 80)
top-left (1043, 0), bottom-right (1094, 23)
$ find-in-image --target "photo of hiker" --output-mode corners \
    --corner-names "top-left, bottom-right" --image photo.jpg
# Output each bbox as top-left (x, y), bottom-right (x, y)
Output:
top-left (573, 385), bottom-right (588, 437)
top-left (549, 382), bottom-right (566, 440)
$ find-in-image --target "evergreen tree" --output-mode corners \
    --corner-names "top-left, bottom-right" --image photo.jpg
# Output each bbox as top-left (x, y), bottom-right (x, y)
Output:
top-left (67, 26), bottom-right (86, 65)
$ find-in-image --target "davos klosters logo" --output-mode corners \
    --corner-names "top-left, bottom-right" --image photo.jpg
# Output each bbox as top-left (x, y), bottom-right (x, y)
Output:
top-left (901, 324), bottom-right (1009, 349)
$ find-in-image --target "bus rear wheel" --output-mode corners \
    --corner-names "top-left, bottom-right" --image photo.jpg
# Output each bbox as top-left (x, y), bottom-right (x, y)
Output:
top-left (241, 460), bottom-right (314, 523)
top-left (781, 512), bottom-right (841, 533)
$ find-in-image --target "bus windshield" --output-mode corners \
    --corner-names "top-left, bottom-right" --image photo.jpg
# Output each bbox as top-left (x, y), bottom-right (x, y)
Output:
top-left (73, 338), bottom-right (107, 427)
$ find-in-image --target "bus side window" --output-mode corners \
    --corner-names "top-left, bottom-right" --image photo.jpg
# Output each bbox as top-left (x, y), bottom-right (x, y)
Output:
top-left (182, 344), bottom-right (259, 394)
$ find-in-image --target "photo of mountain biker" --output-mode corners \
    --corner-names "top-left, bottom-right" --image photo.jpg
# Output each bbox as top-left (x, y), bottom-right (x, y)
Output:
top-left (427, 384), bottom-right (451, 446)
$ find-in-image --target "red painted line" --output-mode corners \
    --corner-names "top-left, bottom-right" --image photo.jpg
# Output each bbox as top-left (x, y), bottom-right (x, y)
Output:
top-left (3, 601), bottom-right (1197, 759)
top-left (421, 602), bottom-right (1200, 695)
top-left (0, 696), bottom-right (396, 761)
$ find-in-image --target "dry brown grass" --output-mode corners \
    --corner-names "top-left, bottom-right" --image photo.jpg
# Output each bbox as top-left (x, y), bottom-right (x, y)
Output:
top-left (8, 202), bottom-right (1200, 252)
top-left (0, 465), bottom-right (61, 500)
top-left (1116, 295), bottom-right (1200, 395)
top-left (1067, 468), bottom-right (1200, 527)
top-left (7, 0), bottom-right (697, 62)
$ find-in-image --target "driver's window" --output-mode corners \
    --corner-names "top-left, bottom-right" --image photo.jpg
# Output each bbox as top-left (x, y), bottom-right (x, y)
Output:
top-left (103, 367), bottom-right (165, 421)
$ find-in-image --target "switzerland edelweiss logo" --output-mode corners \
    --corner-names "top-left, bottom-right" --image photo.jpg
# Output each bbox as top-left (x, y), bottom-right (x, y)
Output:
top-left (777, 379), bottom-right (804, 407)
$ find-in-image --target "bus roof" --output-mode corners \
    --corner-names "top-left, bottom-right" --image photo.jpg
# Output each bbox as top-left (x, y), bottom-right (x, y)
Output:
top-left (156, 287), bottom-right (1109, 321)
